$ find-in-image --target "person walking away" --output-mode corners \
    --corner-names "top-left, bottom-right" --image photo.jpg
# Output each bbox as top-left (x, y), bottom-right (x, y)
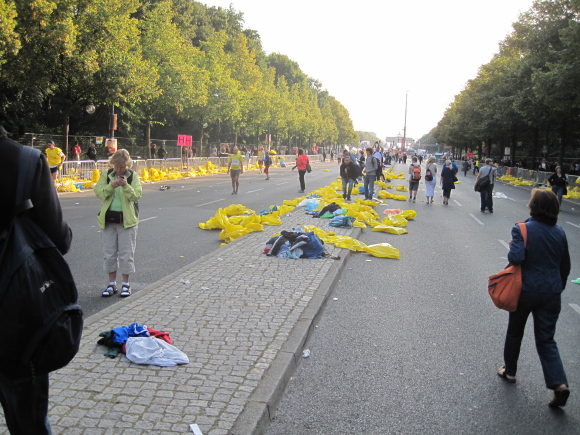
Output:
top-left (408, 156), bottom-right (421, 202)
top-left (462, 158), bottom-right (469, 177)
top-left (0, 124), bottom-right (72, 434)
top-left (340, 155), bottom-right (357, 201)
top-left (292, 148), bottom-right (309, 193)
top-left (157, 144), bottom-right (167, 160)
top-left (363, 147), bottom-right (379, 200)
top-left (228, 146), bottom-right (244, 194)
top-left (473, 159), bottom-right (479, 175)
top-left (498, 189), bottom-right (571, 408)
top-left (71, 141), bottom-right (81, 162)
top-left (45, 140), bottom-right (65, 185)
top-left (424, 156), bottom-right (437, 204)
top-left (87, 142), bottom-right (98, 162)
top-left (440, 160), bottom-right (456, 205)
top-left (263, 148), bottom-right (271, 180)
top-left (547, 166), bottom-right (567, 206)
top-left (94, 149), bottom-right (142, 298)
top-left (476, 158), bottom-right (497, 213)
top-left (373, 145), bottom-right (385, 181)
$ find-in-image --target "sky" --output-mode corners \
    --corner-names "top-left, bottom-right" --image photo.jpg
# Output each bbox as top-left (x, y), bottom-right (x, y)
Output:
top-left (202, 0), bottom-right (535, 142)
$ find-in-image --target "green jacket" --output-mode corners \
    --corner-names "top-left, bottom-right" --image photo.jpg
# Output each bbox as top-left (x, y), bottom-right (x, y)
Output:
top-left (94, 169), bottom-right (142, 229)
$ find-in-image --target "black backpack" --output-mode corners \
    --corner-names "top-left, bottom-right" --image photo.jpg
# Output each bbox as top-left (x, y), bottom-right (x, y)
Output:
top-left (0, 146), bottom-right (83, 381)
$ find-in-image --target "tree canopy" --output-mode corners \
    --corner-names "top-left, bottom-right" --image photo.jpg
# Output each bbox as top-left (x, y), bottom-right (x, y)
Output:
top-left (0, 0), bottom-right (357, 154)
top-left (431, 0), bottom-right (580, 167)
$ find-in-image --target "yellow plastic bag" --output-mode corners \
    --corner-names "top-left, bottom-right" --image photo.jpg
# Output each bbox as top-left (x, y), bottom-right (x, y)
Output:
top-left (364, 243), bottom-right (400, 259)
top-left (372, 225), bottom-right (408, 235)
top-left (326, 235), bottom-right (367, 252)
top-left (352, 220), bottom-right (366, 228)
top-left (400, 210), bottom-right (416, 220)
top-left (261, 214), bottom-right (282, 226)
top-left (389, 215), bottom-right (409, 227)
top-left (396, 185), bottom-right (408, 192)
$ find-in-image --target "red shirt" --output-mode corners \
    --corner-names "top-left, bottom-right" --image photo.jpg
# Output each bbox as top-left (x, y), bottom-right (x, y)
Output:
top-left (297, 155), bottom-right (309, 171)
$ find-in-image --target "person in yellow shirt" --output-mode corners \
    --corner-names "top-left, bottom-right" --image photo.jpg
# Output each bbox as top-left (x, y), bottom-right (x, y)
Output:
top-left (227, 146), bottom-right (244, 194)
top-left (45, 140), bottom-right (65, 183)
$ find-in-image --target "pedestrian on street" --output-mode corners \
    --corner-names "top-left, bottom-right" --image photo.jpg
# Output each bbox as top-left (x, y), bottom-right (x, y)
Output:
top-left (424, 156), bottom-right (437, 204)
top-left (95, 149), bottom-right (142, 298)
top-left (476, 158), bottom-right (497, 213)
top-left (86, 142), bottom-right (98, 162)
top-left (71, 141), bottom-right (81, 162)
top-left (45, 140), bottom-right (65, 184)
top-left (257, 146), bottom-right (264, 173)
top-left (228, 146), bottom-right (244, 194)
top-left (498, 189), bottom-right (571, 408)
top-left (547, 166), bottom-right (568, 206)
top-left (0, 124), bottom-right (72, 434)
top-left (157, 144), bottom-right (167, 160)
top-left (340, 155), bottom-right (357, 201)
top-left (440, 159), bottom-right (456, 205)
top-left (292, 148), bottom-right (309, 193)
top-left (363, 147), bottom-right (379, 200)
top-left (462, 158), bottom-right (469, 177)
top-left (263, 148), bottom-right (271, 180)
top-left (408, 156), bottom-right (421, 203)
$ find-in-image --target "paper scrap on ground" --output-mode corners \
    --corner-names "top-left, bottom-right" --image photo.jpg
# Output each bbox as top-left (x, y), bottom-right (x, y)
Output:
top-left (189, 424), bottom-right (203, 435)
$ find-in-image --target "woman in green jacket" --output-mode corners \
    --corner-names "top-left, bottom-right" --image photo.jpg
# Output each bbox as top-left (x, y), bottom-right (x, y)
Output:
top-left (94, 149), bottom-right (142, 297)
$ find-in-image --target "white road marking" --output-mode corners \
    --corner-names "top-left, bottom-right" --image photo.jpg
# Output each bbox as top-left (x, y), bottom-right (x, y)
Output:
top-left (498, 240), bottom-right (510, 250)
top-left (276, 182), bottom-right (289, 186)
top-left (566, 222), bottom-right (580, 229)
top-left (453, 200), bottom-right (462, 206)
top-left (469, 213), bottom-right (484, 225)
top-left (139, 216), bottom-right (158, 223)
top-left (197, 199), bottom-right (225, 207)
top-left (246, 188), bottom-right (264, 194)
top-left (569, 304), bottom-right (580, 316)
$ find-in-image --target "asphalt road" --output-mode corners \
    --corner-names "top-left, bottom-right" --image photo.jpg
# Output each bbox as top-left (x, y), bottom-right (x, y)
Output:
top-left (59, 160), bottom-right (341, 317)
top-left (266, 167), bottom-right (580, 434)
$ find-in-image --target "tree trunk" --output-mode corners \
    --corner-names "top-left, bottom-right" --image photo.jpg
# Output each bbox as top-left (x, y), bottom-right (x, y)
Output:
top-left (531, 128), bottom-right (539, 170)
top-left (63, 113), bottom-right (70, 160)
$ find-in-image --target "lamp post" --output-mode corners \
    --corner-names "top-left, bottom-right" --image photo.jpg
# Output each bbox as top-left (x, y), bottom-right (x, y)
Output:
top-left (200, 122), bottom-right (208, 156)
top-left (402, 91), bottom-right (408, 154)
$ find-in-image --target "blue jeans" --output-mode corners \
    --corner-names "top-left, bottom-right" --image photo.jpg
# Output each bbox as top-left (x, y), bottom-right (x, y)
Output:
top-left (364, 174), bottom-right (376, 199)
top-left (480, 183), bottom-right (494, 211)
top-left (503, 291), bottom-right (568, 389)
top-left (341, 177), bottom-right (354, 197)
top-left (552, 186), bottom-right (564, 205)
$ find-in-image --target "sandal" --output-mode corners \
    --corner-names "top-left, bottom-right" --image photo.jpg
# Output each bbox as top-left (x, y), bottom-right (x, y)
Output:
top-left (120, 284), bottom-right (132, 297)
top-left (102, 285), bottom-right (117, 297)
top-left (497, 365), bottom-right (516, 383)
top-left (548, 385), bottom-right (570, 407)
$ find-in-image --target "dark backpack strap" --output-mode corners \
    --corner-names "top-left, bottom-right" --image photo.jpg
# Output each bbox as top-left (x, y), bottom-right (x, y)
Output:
top-left (14, 146), bottom-right (41, 215)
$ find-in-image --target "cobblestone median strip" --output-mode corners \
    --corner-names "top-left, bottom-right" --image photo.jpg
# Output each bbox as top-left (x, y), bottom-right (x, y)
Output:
top-left (0, 216), bottom-right (355, 435)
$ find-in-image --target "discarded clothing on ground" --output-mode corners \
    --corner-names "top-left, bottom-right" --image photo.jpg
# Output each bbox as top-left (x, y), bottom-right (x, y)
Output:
top-left (329, 216), bottom-right (356, 228)
top-left (125, 337), bottom-right (189, 367)
top-left (98, 324), bottom-right (174, 359)
top-left (264, 230), bottom-right (325, 259)
top-left (310, 202), bottom-right (342, 218)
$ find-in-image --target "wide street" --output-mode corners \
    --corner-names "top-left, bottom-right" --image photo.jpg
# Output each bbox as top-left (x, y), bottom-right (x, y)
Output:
top-left (265, 164), bottom-right (580, 434)
top-left (56, 160), bottom-right (580, 434)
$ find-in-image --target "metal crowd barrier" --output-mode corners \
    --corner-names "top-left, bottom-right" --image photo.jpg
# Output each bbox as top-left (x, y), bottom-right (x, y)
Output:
top-left (60, 160), bottom-right (98, 182)
top-left (496, 166), bottom-right (579, 186)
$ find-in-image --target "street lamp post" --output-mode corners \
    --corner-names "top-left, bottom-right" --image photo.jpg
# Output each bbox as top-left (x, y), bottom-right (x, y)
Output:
top-left (200, 122), bottom-right (208, 156)
top-left (402, 91), bottom-right (408, 154)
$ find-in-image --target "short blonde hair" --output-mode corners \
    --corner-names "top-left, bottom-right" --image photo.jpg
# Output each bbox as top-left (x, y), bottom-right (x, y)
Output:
top-left (110, 149), bottom-right (132, 169)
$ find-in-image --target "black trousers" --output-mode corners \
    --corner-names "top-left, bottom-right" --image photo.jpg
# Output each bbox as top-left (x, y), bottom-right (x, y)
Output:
top-left (0, 374), bottom-right (52, 434)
